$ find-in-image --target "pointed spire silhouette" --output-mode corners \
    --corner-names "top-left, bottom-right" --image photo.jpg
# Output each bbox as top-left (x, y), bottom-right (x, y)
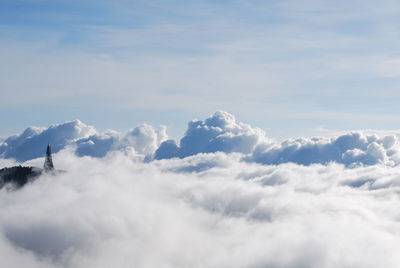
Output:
top-left (44, 143), bottom-right (54, 172)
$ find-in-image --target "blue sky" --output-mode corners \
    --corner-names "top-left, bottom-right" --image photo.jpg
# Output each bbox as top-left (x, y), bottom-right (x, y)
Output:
top-left (1, 0), bottom-right (400, 139)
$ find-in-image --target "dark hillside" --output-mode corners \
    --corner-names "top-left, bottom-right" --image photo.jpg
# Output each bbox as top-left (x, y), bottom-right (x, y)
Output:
top-left (0, 166), bottom-right (42, 189)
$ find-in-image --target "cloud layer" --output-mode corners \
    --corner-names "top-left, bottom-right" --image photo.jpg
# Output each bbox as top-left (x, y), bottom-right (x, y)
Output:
top-left (1, 111), bottom-right (400, 167)
top-left (2, 112), bottom-right (400, 267)
top-left (2, 151), bottom-right (400, 267)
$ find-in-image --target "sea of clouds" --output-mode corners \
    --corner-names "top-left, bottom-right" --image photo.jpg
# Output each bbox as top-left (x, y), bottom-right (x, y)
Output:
top-left (2, 111), bottom-right (400, 267)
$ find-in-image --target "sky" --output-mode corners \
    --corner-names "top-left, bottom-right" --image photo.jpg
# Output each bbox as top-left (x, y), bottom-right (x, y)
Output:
top-left (2, 0), bottom-right (400, 139)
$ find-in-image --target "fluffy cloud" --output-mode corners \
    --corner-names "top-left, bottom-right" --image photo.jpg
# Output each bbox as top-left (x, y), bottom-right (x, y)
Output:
top-left (2, 111), bottom-right (400, 168)
top-left (0, 121), bottom-right (167, 161)
top-left (0, 120), bottom-right (95, 162)
top-left (75, 124), bottom-right (167, 159)
top-left (2, 151), bottom-right (400, 267)
top-left (155, 111), bottom-right (269, 160)
top-left (154, 111), bottom-right (400, 167)
top-left (250, 132), bottom-right (400, 166)
top-left (116, 124), bottom-right (168, 156)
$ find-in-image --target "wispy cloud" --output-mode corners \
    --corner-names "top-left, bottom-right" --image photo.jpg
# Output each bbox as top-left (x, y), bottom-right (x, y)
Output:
top-left (2, 0), bottom-right (400, 137)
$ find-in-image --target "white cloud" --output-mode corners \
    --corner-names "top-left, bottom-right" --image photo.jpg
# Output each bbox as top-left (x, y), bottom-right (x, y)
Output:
top-left (4, 111), bottom-right (400, 168)
top-left (250, 131), bottom-right (400, 166)
top-left (0, 121), bottom-right (167, 162)
top-left (155, 111), bottom-right (270, 160)
top-left (152, 111), bottom-right (400, 167)
top-left (2, 151), bottom-right (400, 267)
top-left (116, 124), bottom-right (168, 156)
top-left (0, 120), bottom-right (95, 162)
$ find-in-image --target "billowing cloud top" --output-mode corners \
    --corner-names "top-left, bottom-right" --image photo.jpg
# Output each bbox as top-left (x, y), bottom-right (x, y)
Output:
top-left (250, 132), bottom-right (400, 167)
top-left (155, 111), bottom-right (269, 159)
top-left (0, 120), bottom-right (167, 162)
top-left (0, 120), bottom-right (96, 162)
top-left (1, 111), bottom-right (400, 167)
top-left (75, 124), bottom-right (167, 159)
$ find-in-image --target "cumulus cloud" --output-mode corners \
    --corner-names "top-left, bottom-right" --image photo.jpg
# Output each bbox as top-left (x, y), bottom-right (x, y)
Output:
top-left (2, 151), bottom-right (400, 267)
top-left (3, 111), bottom-right (400, 168)
top-left (0, 121), bottom-right (168, 161)
top-left (116, 124), bottom-right (168, 156)
top-left (250, 132), bottom-right (400, 166)
top-left (153, 111), bottom-right (400, 167)
top-left (155, 111), bottom-right (269, 160)
top-left (0, 120), bottom-right (95, 162)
